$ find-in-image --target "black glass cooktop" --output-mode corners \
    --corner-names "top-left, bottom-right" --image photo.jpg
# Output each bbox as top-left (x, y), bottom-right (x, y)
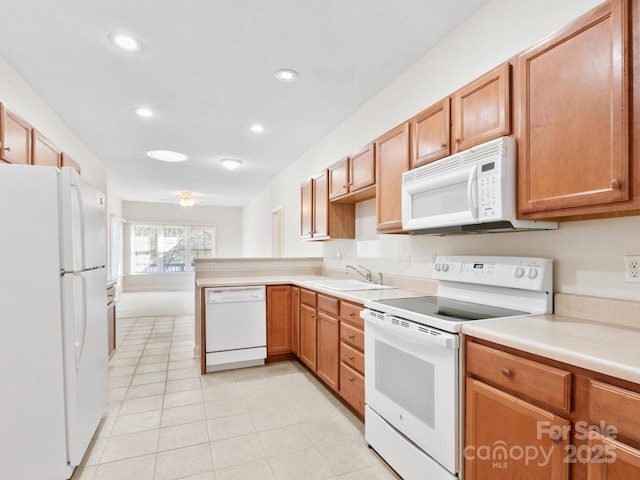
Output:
top-left (372, 296), bottom-right (528, 322)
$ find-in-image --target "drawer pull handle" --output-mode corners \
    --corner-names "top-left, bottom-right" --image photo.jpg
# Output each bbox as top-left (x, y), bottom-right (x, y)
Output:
top-left (349, 312), bottom-right (354, 317)
top-left (348, 334), bottom-right (355, 339)
top-left (348, 355), bottom-right (355, 361)
top-left (4, 146), bottom-right (10, 152)
top-left (501, 368), bottom-right (512, 378)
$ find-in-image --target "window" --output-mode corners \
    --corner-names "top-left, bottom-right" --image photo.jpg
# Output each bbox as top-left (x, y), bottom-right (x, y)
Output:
top-left (110, 217), bottom-right (124, 279)
top-left (130, 223), bottom-right (216, 273)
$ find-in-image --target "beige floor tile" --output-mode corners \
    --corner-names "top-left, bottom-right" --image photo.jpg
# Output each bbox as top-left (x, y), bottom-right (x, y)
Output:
top-left (204, 397), bottom-right (249, 419)
top-left (289, 397), bottom-right (342, 423)
top-left (100, 429), bottom-right (159, 463)
top-left (335, 465), bottom-right (400, 479)
top-left (200, 371), bottom-right (236, 387)
top-left (81, 438), bottom-right (106, 466)
top-left (95, 416), bottom-right (116, 439)
top-left (155, 443), bottom-right (213, 480)
top-left (134, 362), bottom-right (168, 374)
top-left (108, 386), bottom-right (128, 402)
top-left (245, 391), bottom-right (286, 412)
top-left (170, 351), bottom-right (196, 361)
top-left (109, 356), bottom-right (140, 367)
top-left (111, 410), bottom-right (162, 436)
top-left (131, 371), bottom-right (167, 386)
top-left (302, 416), bottom-right (361, 446)
top-left (168, 358), bottom-right (198, 370)
top-left (158, 421), bottom-right (209, 451)
top-left (119, 394), bottom-right (164, 415)
top-left (92, 453), bottom-right (156, 480)
top-left (269, 447), bottom-right (335, 480)
top-left (163, 388), bottom-right (203, 409)
top-left (138, 354), bottom-right (169, 365)
top-left (318, 438), bottom-right (380, 476)
top-left (166, 377), bottom-right (202, 393)
top-left (249, 405), bottom-right (297, 432)
top-left (125, 381), bottom-right (166, 399)
top-left (109, 365), bottom-right (137, 377)
top-left (215, 458), bottom-right (276, 480)
top-left (108, 375), bottom-right (133, 388)
top-left (70, 465), bottom-right (96, 480)
top-left (258, 424), bottom-right (314, 457)
top-left (179, 474), bottom-right (215, 480)
top-left (161, 403), bottom-right (206, 427)
top-left (209, 432), bottom-right (266, 469)
top-left (167, 366), bottom-right (201, 380)
top-left (206, 413), bottom-right (255, 441)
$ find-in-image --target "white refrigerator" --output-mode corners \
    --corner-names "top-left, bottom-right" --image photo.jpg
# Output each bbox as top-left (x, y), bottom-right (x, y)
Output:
top-left (0, 165), bottom-right (108, 479)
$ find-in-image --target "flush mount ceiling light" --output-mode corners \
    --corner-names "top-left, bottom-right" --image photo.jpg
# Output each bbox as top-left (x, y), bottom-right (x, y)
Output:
top-left (179, 192), bottom-right (194, 207)
top-left (147, 150), bottom-right (188, 162)
top-left (134, 107), bottom-right (154, 118)
top-left (220, 158), bottom-right (242, 171)
top-left (249, 124), bottom-right (264, 133)
top-left (109, 33), bottom-right (141, 52)
top-left (274, 69), bottom-right (298, 82)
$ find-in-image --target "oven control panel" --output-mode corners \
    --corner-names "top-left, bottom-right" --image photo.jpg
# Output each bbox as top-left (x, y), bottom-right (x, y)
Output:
top-left (433, 255), bottom-right (552, 292)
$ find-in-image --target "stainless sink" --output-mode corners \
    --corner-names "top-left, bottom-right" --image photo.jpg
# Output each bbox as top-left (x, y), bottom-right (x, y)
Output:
top-left (304, 279), bottom-right (397, 291)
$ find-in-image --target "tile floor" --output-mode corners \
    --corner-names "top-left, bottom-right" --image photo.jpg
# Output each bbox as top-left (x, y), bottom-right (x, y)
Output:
top-left (71, 296), bottom-right (398, 480)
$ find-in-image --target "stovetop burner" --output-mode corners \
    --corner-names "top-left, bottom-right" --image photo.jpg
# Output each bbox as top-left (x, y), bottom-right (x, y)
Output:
top-left (374, 296), bottom-right (528, 321)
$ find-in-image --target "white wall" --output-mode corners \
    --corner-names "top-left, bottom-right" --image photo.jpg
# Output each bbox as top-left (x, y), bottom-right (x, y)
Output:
top-left (123, 201), bottom-right (242, 291)
top-left (242, 0), bottom-right (640, 302)
top-left (0, 55), bottom-right (107, 190)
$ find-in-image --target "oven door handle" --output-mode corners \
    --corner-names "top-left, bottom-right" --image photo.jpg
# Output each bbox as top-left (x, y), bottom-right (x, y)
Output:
top-left (363, 312), bottom-right (459, 350)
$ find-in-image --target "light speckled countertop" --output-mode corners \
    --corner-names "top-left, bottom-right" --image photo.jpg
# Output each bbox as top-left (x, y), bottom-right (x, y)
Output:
top-left (462, 314), bottom-right (640, 384)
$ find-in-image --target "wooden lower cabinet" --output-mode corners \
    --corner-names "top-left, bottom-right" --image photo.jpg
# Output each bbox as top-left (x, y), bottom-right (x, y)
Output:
top-left (339, 363), bottom-right (364, 415)
top-left (266, 285), bottom-right (292, 358)
top-left (316, 312), bottom-right (339, 391)
top-left (465, 377), bottom-right (570, 479)
top-left (299, 303), bottom-right (317, 370)
top-left (587, 431), bottom-right (640, 479)
top-left (290, 286), bottom-right (300, 356)
top-left (107, 284), bottom-right (116, 357)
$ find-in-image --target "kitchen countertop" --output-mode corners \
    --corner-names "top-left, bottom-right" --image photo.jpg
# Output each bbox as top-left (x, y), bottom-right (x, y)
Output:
top-left (462, 314), bottom-right (640, 384)
top-left (196, 274), bottom-right (425, 304)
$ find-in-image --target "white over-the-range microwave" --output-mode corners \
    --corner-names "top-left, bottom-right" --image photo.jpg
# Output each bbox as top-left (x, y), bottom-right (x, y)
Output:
top-left (401, 136), bottom-right (558, 235)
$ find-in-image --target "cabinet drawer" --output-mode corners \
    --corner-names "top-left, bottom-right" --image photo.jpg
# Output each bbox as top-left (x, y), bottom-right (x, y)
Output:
top-left (590, 380), bottom-right (640, 443)
top-left (466, 342), bottom-right (572, 412)
top-left (339, 301), bottom-right (363, 328)
top-left (340, 322), bottom-right (364, 351)
top-left (301, 288), bottom-right (317, 307)
top-left (340, 342), bottom-right (364, 375)
top-left (340, 363), bottom-right (364, 417)
top-left (317, 294), bottom-right (339, 316)
top-left (107, 286), bottom-right (116, 305)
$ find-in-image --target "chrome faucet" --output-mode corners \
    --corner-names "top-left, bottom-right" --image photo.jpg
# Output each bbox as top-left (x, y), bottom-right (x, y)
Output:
top-left (345, 264), bottom-right (373, 283)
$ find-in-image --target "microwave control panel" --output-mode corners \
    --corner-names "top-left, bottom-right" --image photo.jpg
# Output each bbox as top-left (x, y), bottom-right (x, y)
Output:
top-left (477, 159), bottom-right (504, 220)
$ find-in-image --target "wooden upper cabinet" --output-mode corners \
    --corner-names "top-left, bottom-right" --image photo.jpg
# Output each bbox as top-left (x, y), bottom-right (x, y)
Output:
top-left (61, 153), bottom-right (81, 174)
top-left (300, 170), bottom-right (355, 241)
top-left (300, 178), bottom-right (313, 239)
top-left (375, 122), bottom-right (410, 233)
top-left (0, 103), bottom-right (32, 165)
top-left (329, 143), bottom-right (376, 203)
top-left (411, 97), bottom-right (450, 168)
top-left (451, 62), bottom-right (511, 154)
top-left (517, 0), bottom-right (631, 217)
top-left (32, 129), bottom-right (61, 167)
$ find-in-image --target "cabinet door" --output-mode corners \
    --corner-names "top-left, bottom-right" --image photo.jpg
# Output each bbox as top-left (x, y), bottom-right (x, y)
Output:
top-left (316, 312), bottom-right (339, 391)
top-left (465, 378), bottom-right (570, 480)
top-left (299, 304), bottom-right (317, 370)
top-left (266, 286), bottom-right (291, 356)
top-left (290, 287), bottom-right (300, 357)
top-left (61, 153), bottom-right (81, 174)
top-left (32, 129), bottom-right (61, 167)
top-left (329, 158), bottom-right (349, 200)
top-left (0, 104), bottom-right (31, 165)
top-left (349, 142), bottom-right (375, 193)
top-left (300, 179), bottom-right (313, 239)
top-left (587, 430), bottom-right (640, 479)
top-left (411, 98), bottom-right (450, 168)
top-left (452, 62), bottom-right (510, 154)
top-left (375, 122), bottom-right (410, 232)
top-left (517, 0), bottom-right (630, 215)
top-left (312, 170), bottom-right (329, 239)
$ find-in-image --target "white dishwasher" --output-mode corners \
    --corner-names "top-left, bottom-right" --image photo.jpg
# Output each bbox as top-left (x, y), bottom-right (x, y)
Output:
top-left (204, 286), bottom-right (267, 372)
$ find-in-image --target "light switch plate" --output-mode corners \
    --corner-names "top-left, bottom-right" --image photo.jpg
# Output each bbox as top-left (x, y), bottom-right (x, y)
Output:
top-left (624, 255), bottom-right (640, 283)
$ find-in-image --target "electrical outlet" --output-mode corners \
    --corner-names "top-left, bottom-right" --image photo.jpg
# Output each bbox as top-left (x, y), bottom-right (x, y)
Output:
top-left (624, 255), bottom-right (640, 283)
top-left (403, 253), bottom-right (411, 267)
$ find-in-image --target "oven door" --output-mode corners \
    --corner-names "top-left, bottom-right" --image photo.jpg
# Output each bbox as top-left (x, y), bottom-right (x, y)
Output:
top-left (364, 310), bottom-right (459, 473)
top-left (402, 163), bottom-right (478, 230)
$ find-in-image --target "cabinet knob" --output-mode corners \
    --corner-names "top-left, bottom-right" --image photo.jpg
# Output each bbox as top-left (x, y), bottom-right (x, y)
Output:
top-left (611, 178), bottom-right (621, 189)
top-left (343, 185), bottom-right (347, 188)
top-left (3, 146), bottom-right (10, 152)
top-left (348, 377), bottom-right (354, 382)
top-left (348, 355), bottom-right (355, 361)
top-left (348, 312), bottom-right (354, 317)
top-left (348, 334), bottom-right (355, 339)
top-left (501, 368), bottom-right (512, 378)
top-left (442, 143), bottom-right (447, 149)
top-left (455, 138), bottom-right (460, 144)
top-left (549, 429), bottom-right (564, 444)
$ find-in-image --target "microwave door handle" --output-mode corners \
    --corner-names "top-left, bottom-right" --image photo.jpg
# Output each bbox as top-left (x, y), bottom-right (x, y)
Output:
top-left (467, 165), bottom-right (478, 219)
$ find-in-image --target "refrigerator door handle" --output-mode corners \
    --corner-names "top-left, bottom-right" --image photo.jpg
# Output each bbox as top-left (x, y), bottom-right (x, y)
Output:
top-left (75, 274), bottom-right (88, 367)
top-left (70, 182), bottom-right (87, 271)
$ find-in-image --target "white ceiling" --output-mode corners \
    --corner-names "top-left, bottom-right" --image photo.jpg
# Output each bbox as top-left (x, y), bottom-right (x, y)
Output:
top-left (0, 0), bottom-right (489, 206)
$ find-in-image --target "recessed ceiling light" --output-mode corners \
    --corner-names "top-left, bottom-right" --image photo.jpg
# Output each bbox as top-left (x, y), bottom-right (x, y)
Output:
top-left (147, 150), bottom-right (188, 162)
top-left (134, 107), bottom-right (154, 118)
top-left (249, 124), bottom-right (264, 133)
top-left (274, 69), bottom-right (298, 82)
top-left (110, 33), bottom-right (141, 52)
top-left (220, 158), bottom-right (242, 171)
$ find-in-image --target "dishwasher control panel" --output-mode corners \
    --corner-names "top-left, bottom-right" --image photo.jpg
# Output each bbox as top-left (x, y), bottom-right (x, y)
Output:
top-left (206, 286), bottom-right (266, 303)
